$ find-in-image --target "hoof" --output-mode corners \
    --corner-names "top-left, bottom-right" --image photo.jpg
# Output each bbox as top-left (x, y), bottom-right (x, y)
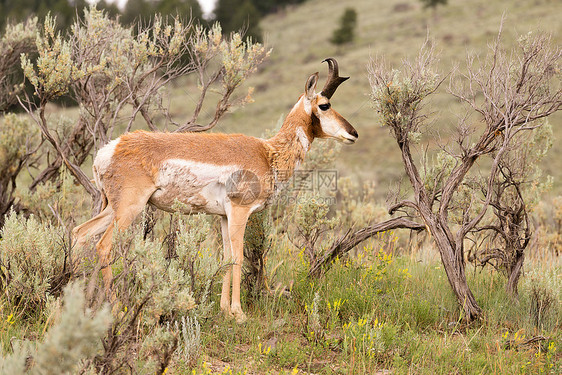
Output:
top-left (234, 311), bottom-right (247, 324)
top-left (108, 290), bottom-right (117, 303)
top-left (221, 307), bottom-right (235, 320)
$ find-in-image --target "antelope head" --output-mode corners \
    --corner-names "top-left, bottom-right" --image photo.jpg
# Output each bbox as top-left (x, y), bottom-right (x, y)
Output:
top-left (304, 58), bottom-right (358, 144)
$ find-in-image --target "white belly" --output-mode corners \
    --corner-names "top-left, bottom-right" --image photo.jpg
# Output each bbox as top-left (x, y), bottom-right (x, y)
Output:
top-left (149, 159), bottom-right (239, 215)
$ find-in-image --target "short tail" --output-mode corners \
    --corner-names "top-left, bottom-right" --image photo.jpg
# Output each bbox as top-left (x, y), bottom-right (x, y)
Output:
top-left (93, 165), bottom-right (108, 211)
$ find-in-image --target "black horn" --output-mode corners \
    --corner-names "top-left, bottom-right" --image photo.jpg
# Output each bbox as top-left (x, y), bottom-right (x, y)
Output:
top-left (320, 58), bottom-right (349, 99)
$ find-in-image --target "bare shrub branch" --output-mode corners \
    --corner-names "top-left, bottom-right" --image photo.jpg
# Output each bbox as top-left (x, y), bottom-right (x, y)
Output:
top-left (367, 27), bottom-right (562, 320)
top-left (309, 217), bottom-right (425, 278)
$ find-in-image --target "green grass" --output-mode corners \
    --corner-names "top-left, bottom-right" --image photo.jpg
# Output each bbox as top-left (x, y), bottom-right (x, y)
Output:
top-left (1, 207), bottom-right (560, 373)
top-left (184, 243), bottom-right (561, 374)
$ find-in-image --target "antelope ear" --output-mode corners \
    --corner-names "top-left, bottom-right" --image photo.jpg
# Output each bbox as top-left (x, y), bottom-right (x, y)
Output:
top-left (305, 73), bottom-right (319, 100)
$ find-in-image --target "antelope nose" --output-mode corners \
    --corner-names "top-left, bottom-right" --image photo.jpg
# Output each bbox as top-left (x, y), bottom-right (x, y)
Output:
top-left (349, 128), bottom-right (358, 138)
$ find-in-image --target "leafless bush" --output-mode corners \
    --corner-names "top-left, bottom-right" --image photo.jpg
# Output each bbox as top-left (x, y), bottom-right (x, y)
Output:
top-left (467, 123), bottom-right (553, 296)
top-left (367, 25), bottom-right (562, 320)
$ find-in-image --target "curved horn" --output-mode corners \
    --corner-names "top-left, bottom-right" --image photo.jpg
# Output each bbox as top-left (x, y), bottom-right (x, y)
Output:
top-left (320, 58), bottom-right (349, 99)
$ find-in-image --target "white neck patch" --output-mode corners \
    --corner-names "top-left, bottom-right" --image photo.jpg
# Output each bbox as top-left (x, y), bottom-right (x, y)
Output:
top-left (296, 127), bottom-right (310, 152)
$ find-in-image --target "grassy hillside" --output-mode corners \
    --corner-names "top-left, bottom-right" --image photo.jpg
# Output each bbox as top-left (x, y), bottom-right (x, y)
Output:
top-left (2, 2), bottom-right (561, 373)
top-left (174, 0), bottom-right (562, 195)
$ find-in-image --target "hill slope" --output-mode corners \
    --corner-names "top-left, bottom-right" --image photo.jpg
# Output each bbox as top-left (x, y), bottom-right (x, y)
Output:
top-left (177, 0), bottom-right (562, 195)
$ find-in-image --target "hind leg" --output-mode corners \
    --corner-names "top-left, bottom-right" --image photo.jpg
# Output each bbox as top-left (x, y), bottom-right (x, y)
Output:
top-left (96, 185), bottom-right (156, 295)
top-left (73, 205), bottom-right (115, 249)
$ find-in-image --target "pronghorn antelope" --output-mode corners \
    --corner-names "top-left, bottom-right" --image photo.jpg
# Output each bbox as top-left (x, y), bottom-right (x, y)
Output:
top-left (73, 58), bottom-right (358, 323)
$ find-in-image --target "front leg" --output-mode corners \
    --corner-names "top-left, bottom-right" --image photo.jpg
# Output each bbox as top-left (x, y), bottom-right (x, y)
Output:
top-left (220, 216), bottom-right (233, 318)
top-left (227, 205), bottom-right (252, 323)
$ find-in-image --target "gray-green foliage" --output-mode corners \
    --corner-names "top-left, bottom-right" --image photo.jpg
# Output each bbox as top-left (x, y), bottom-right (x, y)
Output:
top-left (0, 114), bottom-right (39, 228)
top-left (20, 14), bottom-right (80, 101)
top-left (243, 209), bottom-right (272, 294)
top-left (135, 323), bottom-right (178, 374)
top-left (16, 167), bottom-right (88, 226)
top-left (0, 18), bottom-right (38, 111)
top-left (18, 7), bottom-right (270, 199)
top-left (112, 213), bottom-right (216, 323)
top-left (32, 282), bottom-right (111, 374)
top-left (422, 150), bottom-right (456, 196)
top-left (19, 7), bottom-right (270, 131)
top-left (295, 194), bottom-right (337, 242)
top-left (0, 281), bottom-right (111, 375)
top-left (301, 139), bottom-right (341, 172)
top-left (0, 115), bottom-right (36, 172)
top-left (498, 120), bottom-right (554, 210)
top-left (0, 209), bottom-right (220, 373)
top-left (369, 53), bottom-right (440, 139)
top-left (292, 193), bottom-right (338, 266)
top-left (335, 177), bottom-right (388, 228)
top-left (174, 214), bottom-right (217, 317)
top-left (92, 213), bottom-right (217, 371)
top-left (0, 211), bottom-right (68, 308)
top-left (0, 340), bottom-right (27, 375)
top-left (174, 315), bottom-right (201, 364)
top-left (305, 292), bottom-right (322, 341)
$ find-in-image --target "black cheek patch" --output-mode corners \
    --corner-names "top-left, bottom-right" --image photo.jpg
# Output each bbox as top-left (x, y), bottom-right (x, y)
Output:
top-left (311, 113), bottom-right (326, 138)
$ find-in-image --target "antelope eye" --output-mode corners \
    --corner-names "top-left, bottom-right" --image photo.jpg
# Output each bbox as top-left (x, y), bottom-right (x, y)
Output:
top-left (319, 103), bottom-right (331, 111)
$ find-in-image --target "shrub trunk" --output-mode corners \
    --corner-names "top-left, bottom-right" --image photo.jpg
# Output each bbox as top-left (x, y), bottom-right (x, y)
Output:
top-left (429, 221), bottom-right (482, 321)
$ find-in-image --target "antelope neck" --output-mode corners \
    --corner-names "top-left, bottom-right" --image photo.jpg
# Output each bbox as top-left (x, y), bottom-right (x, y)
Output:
top-left (265, 106), bottom-right (314, 181)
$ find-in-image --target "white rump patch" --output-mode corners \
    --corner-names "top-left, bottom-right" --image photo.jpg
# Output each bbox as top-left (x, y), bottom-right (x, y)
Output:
top-left (94, 138), bottom-right (120, 176)
top-left (93, 138), bottom-right (120, 192)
